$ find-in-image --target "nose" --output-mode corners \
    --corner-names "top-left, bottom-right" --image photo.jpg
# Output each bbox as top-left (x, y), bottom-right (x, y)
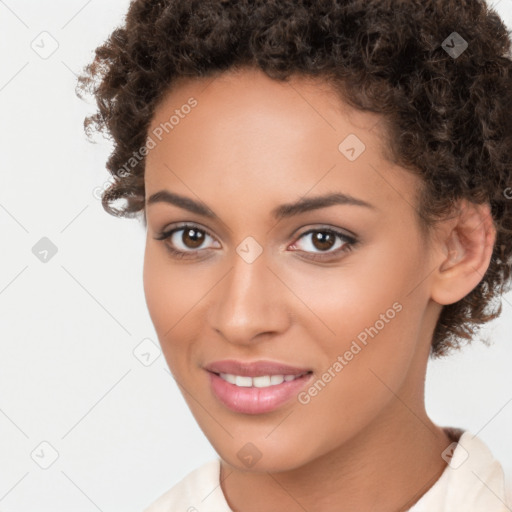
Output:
top-left (208, 249), bottom-right (290, 346)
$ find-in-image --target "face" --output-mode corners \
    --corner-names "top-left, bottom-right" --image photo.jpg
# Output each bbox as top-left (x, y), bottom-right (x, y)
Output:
top-left (143, 67), bottom-right (439, 472)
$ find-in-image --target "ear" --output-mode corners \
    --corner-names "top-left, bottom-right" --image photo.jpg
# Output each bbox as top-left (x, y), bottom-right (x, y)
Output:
top-left (430, 200), bottom-right (496, 306)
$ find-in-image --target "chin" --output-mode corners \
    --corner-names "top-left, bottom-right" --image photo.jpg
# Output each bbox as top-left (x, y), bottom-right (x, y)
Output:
top-left (213, 433), bottom-right (321, 474)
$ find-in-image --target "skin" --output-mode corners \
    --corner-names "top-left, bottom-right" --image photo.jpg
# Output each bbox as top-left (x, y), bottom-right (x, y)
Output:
top-left (142, 67), bottom-right (496, 512)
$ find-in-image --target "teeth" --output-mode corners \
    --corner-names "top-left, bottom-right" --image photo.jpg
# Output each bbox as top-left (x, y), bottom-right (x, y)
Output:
top-left (219, 373), bottom-right (306, 388)
top-left (253, 375), bottom-right (271, 388)
top-left (270, 375), bottom-right (284, 385)
top-left (234, 375), bottom-right (252, 387)
top-left (222, 373), bottom-right (236, 384)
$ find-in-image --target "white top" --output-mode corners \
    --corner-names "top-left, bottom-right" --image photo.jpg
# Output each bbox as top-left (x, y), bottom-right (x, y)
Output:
top-left (143, 431), bottom-right (511, 512)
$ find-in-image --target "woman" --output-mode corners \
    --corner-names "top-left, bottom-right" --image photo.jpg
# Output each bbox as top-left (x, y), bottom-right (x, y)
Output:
top-left (77, 0), bottom-right (512, 510)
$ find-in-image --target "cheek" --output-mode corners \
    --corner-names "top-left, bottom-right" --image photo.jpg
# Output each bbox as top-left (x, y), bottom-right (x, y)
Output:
top-left (143, 239), bottom-right (203, 327)
top-left (143, 243), bottom-right (171, 331)
top-left (277, 236), bottom-right (420, 345)
top-left (279, 243), bottom-right (424, 414)
top-left (142, 244), bottom-right (191, 358)
top-left (278, 297), bottom-right (420, 467)
top-left (292, 308), bottom-right (418, 465)
top-left (142, 241), bottom-right (217, 373)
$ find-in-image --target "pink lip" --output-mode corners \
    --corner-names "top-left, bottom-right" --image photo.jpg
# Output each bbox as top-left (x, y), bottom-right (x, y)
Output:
top-left (204, 359), bottom-right (313, 415)
top-left (204, 359), bottom-right (311, 377)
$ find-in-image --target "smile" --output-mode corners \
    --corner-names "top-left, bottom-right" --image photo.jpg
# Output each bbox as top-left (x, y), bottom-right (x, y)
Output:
top-left (207, 370), bottom-right (313, 414)
top-left (218, 372), bottom-right (310, 387)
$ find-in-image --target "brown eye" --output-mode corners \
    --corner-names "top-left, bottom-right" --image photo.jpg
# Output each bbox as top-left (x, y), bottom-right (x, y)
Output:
top-left (311, 231), bottom-right (336, 251)
top-left (182, 228), bottom-right (205, 249)
top-left (289, 227), bottom-right (357, 262)
top-left (154, 223), bottom-right (220, 259)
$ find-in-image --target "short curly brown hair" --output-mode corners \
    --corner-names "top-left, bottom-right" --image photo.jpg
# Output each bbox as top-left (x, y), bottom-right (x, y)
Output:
top-left (77, 0), bottom-right (512, 357)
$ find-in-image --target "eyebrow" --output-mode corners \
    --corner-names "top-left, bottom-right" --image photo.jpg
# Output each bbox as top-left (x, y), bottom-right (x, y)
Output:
top-left (146, 190), bottom-right (375, 220)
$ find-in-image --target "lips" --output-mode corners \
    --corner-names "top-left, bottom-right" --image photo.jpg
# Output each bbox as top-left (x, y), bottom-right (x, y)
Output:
top-left (204, 359), bottom-right (312, 377)
top-left (204, 359), bottom-right (314, 414)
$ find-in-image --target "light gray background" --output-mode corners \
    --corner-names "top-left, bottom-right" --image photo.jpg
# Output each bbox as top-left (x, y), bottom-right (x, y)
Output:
top-left (0, 1), bottom-right (511, 510)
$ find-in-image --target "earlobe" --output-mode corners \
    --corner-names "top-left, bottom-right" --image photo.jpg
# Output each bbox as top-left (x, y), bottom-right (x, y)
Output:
top-left (431, 201), bottom-right (496, 306)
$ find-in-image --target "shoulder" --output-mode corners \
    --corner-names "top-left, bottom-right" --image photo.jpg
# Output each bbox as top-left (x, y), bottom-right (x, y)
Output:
top-left (410, 430), bottom-right (511, 512)
top-left (142, 458), bottom-right (231, 512)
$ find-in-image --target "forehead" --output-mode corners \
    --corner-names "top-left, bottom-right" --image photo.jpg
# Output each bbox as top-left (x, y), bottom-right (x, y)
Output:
top-left (148, 67), bottom-right (385, 152)
top-left (144, 67), bottom-right (420, 220)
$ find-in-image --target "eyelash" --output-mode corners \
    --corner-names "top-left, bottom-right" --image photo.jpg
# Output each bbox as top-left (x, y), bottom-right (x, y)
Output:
top-left (154, 223), bottom-right (357, 262)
